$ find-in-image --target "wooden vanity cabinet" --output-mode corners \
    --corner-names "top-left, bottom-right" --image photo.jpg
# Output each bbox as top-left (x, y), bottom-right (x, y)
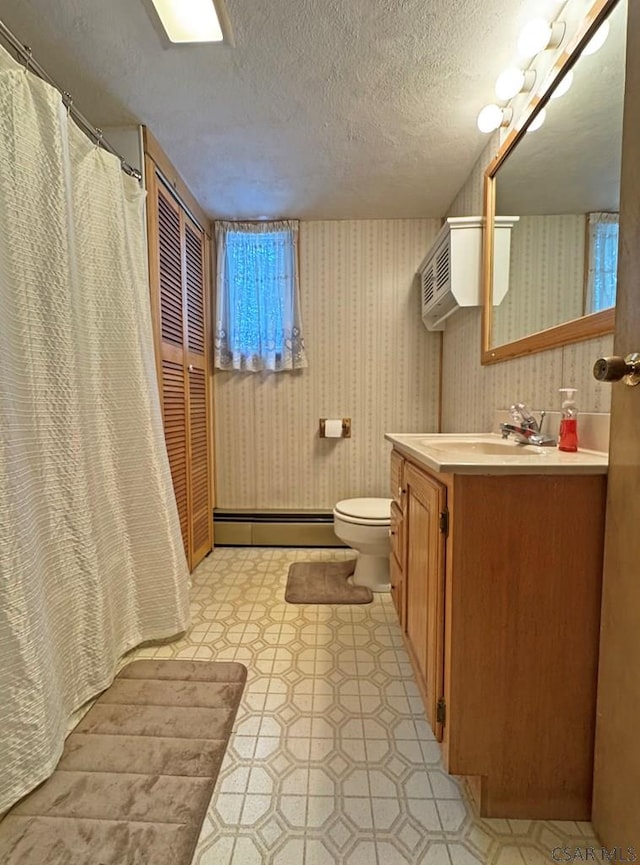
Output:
top-left (390, 447), bottom-right (607, 821)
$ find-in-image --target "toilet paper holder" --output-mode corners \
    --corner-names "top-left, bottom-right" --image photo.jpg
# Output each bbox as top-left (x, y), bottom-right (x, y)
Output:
top-left (319, 418), bottom-right (351, 438)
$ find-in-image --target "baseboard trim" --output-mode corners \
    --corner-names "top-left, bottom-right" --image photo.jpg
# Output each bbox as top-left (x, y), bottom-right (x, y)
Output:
top-left (213, 510), bottom-right (345, 547)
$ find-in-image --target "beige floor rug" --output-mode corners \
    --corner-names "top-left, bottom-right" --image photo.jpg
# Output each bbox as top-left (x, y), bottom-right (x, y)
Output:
top-left (0, 659), bottom-right (246, 865)
top-left (285, 559), bottom-right (373, 604)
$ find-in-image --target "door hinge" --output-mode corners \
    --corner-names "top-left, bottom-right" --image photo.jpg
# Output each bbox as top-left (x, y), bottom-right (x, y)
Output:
top-left (436, 697), bottom-right (446, 726)
top-left (439, 509), bottom-right (449, 536)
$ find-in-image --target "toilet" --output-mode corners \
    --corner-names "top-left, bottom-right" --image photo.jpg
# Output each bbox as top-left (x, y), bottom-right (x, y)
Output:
top-left (332, 497), bottom-right (392, 592)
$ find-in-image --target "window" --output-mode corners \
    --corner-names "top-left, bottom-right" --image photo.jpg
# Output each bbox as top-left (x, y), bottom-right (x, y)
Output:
top-left (585, 212), bottom-right (619, 314)
top-left (214, 220), bottom-right (308, 372)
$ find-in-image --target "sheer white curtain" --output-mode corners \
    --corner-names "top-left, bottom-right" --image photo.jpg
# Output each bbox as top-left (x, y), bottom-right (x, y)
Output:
top-left (585, 211), bottom-right (619, 313)
top-left (214, 220), bottom-right (308, 371)
top-left (0, 48), bottom-right (189, 812)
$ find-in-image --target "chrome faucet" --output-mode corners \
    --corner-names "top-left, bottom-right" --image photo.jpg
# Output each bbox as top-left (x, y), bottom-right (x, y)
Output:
top-left (500, 402), bottom-right (557, 447)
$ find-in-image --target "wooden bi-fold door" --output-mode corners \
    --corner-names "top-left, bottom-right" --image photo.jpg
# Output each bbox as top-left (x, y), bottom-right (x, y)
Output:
top-left (147, 166), bottom-right (212, 571)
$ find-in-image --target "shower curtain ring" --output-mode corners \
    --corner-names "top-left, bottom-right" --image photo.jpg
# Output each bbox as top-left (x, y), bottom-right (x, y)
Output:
top-left (62, 92), bottom-right (73, 114)
top-left (22, 45), bottom-right (32, 74)
top-left (95, 128), bottom-right (103, 149)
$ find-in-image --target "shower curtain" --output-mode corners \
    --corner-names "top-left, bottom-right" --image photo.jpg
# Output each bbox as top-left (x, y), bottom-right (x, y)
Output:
top-left (0, 48), bottom-right (190, 812)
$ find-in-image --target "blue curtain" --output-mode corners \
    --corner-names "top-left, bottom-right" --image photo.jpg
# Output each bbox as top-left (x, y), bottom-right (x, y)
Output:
top-left (214, 220), bottom-right (308, 371)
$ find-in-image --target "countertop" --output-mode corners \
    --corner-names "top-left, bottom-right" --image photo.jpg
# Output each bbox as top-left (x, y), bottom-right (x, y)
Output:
top-left (385, 433), bottom-right (608, 476)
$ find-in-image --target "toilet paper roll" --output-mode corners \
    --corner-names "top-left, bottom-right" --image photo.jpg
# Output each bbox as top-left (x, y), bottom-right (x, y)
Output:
top-left (324, 419), bottom-right (343, 437)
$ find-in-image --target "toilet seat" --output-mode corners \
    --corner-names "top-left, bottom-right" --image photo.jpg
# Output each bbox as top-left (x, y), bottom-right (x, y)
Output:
top-left (333, 497), bottom-right (391, 526)
top-left (333, 498), bottom-right (392, 592)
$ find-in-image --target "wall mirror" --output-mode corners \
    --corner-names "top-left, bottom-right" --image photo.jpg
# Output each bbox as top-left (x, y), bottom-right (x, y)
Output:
top-left (482, 0), bottom-right (626, 363)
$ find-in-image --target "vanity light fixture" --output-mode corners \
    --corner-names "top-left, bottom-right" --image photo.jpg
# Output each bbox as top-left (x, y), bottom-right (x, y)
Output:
top-left (527, 107), bottom-right (547, 132)
top-left (517, 18), bottom-right (565, 58)
top-left (495, 67), bottom-right (536, 101)
top-left (475, 9), bottom-right (567, 134)
top-left (150, 0), bottom-right (224, 43)
top-left (582, 19), bottom-right (609, 55)
top-left (551, 69), bottom-right (574, 98)
top-left (477, 104), bottom-right (513, 133)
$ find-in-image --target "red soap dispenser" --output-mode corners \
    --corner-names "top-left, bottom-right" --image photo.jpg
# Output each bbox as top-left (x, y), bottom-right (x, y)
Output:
top-left (558, 387), bottom-right (578, 452)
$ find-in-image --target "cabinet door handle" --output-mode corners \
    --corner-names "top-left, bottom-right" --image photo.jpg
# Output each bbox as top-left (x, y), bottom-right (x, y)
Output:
top-left (593, 353), bottom-right (640, 386)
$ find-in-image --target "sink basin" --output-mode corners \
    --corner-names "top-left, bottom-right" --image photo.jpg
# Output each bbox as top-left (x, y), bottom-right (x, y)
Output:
top-left (422, 439), bottom-right (546, 457)
top-left (385, 431), bottom-right (607, 475)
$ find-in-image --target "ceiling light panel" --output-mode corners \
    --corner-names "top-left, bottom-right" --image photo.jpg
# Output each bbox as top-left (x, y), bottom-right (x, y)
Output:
top-left (151, 0), bottom-right (223, 43)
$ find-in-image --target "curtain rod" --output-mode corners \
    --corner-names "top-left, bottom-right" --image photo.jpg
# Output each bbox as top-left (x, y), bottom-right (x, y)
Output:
top-left (0, 18), bottom-right (143, 182)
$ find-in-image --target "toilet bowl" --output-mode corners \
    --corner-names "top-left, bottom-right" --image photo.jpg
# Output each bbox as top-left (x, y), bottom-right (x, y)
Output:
top-left (332, 497), bottom-right (392, 592)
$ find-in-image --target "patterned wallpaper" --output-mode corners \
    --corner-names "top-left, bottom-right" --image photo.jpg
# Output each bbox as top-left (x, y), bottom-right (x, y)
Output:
top-left (213, 146), bottom-right (614, 509)
top-left (214, 219), bottom-right (442, 509)
top-left (441, 140), bottom-right (613, 432)
top-left (493, 215), bottom-right (585, 347)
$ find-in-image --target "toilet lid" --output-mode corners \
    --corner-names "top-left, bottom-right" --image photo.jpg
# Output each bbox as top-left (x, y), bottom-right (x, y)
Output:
top-left (334, 497), bottom-right (391, 523)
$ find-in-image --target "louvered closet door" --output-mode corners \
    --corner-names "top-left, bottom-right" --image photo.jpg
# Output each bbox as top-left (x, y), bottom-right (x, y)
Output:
top-left (157, 186), bottom-right (190, 556)
top-left (153, 179), bottom-right (212, 570)
top-left (184, 216), bottom-right (212, 569)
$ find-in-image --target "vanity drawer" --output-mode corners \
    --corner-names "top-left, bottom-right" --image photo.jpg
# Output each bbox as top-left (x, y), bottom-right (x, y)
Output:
top-left (390, 450), bottom-right (405, 507)
top-left (390, 501), bottom-right (404, 565)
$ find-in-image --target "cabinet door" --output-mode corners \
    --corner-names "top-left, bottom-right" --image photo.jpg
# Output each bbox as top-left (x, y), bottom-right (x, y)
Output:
top-left (390, 552), bottom-right (403, 628)
top-left (404, 463), bottom-right (446, 740)
top-left (390, 501), bottom-right (404, 624)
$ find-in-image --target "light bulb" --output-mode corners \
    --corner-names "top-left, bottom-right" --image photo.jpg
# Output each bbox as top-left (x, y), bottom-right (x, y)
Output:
top-left (495, 68), bottom-right (536, 101)
top-left (527, 108), bottom-right (547, 132)
top-left (518, 18), bottom-right (565, 58)
top-left (477, 104), bottom-right (504, 133)
top-left (518, 18), bottom-right (552, 56)
top-left (582, 19), bottom-right (609, 56)
top-left (551, 69), bottom-right (573, 99)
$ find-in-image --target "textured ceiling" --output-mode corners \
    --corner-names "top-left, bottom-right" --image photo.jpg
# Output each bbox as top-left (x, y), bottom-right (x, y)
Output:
top-left (0, 0), bottom-right (566, 219)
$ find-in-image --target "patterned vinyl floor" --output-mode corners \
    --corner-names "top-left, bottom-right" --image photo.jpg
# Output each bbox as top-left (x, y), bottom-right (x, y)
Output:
top-left (130, 547), bottom-right (600, 865)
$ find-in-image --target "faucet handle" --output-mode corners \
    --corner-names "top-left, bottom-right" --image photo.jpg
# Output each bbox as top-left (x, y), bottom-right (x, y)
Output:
top-left (510, 402), bottom-right (536, 428)
top-left (510, 402), bottom-right (547, 433)
top-left (509, 403), bottom-right (524, 424)
top-left (538, 410), bottom-right (546, 434)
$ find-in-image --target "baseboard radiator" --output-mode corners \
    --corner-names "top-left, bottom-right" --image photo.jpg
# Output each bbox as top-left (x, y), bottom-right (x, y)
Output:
top-left (213, 509), bottom-right (345, 547)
